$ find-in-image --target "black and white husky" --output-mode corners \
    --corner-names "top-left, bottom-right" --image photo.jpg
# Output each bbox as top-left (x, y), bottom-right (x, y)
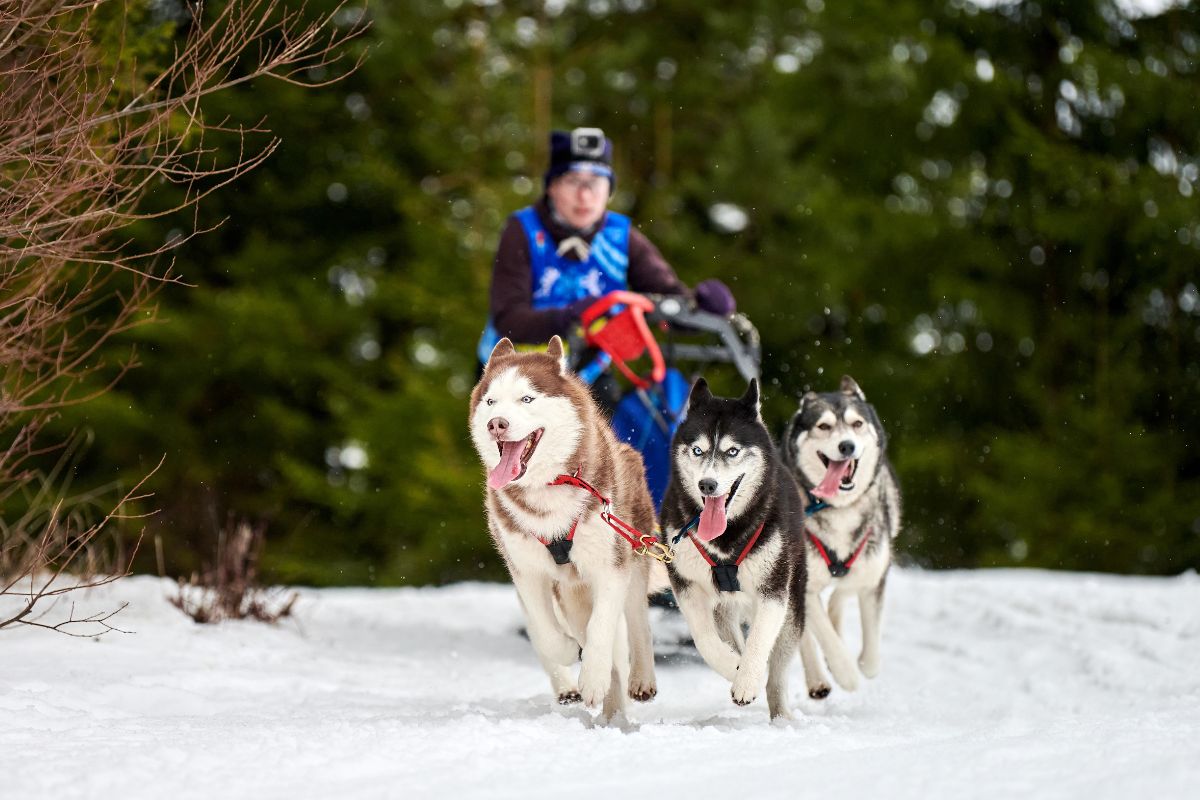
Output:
top-left (781, 375), bottom-right (901, 699)
top-left (659, 378), bottom-right (807, 720)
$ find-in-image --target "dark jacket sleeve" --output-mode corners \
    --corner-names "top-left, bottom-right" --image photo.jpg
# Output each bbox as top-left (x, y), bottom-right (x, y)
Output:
top-left (490, 217), bottom-right (572, 344)
top-left (626, 226), bottom-right (691, 297)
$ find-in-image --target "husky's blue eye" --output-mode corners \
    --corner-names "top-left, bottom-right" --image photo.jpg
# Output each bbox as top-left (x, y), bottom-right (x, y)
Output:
top-left (521, 396), bottom-right (534, 403)
top-left (726, 447), bottom-right (740, 457)
top-left (485, 399), bottom-right (495, 406)
top-left (691, 446), bottom-right (703, 457)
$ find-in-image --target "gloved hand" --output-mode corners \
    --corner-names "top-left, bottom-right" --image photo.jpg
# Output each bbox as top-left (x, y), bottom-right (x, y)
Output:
top-left (694, 279), bottom-right (736, 316)
top-left (557, 295), bottom-right (600, 331)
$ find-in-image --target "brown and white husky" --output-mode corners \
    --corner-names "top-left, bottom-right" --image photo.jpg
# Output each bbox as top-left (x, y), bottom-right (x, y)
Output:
top-left (468, 336), bottom-right (658, 718)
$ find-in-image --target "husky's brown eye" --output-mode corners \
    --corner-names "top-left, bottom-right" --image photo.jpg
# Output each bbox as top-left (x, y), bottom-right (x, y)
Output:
top-left (818, 423), bottom-right (832, 431)
top-left (852, 420), bottom-right (864, 429)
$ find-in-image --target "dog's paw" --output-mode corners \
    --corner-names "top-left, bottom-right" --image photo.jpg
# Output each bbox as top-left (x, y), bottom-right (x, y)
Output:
top-left (831, 668), bottom-right (859, 692)
top-left (578, 663), bottom-right (610, 709)
top-left (557, 690), bottom-right (582, 705)
top-left (769, 704), bottom-right (794, 721)
top-left (579, 681), bottom-right (608, 709)
top-left (730, 671), bottom-right (760, 707)
top-left (826, 654), bottom-right (860, 692)
top-left (808, 684), bottom-right (831, 700)
top-left (628, 682), bottom-right (657, 703)
top-left (628, 669), bottom-right (657, 702)
top-left (859, 652), bottom-right (880, 678)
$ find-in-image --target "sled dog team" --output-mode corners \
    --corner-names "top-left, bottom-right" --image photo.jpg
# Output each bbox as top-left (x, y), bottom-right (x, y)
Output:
top-left (469, 337), bottom-right (901, 720)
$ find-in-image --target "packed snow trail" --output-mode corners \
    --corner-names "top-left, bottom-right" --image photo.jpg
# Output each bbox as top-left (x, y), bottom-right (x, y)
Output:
top-left (4, 570), bottom-right (1198, 799)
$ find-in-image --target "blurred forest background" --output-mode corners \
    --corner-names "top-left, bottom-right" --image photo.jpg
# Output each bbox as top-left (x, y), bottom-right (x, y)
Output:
top-left (8, 0), bottom-right (1199, 585)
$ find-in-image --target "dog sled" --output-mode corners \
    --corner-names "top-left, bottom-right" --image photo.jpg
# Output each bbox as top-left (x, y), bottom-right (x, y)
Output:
top-left (567, 290), bottom-right (761, 510)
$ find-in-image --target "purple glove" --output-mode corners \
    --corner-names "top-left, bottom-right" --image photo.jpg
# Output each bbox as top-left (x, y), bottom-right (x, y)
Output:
top-left (694, 279), bottom-right (736, 316)
top-left (556, 295), bottom-right (600, 331)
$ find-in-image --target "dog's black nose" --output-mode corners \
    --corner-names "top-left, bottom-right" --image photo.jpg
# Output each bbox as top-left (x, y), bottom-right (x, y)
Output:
top-left (488, 417), bottom-right (509, 438)
top-left (698, 478), bottom-right (718, 496)
top-left (838, 440), bottom-right (856, 458)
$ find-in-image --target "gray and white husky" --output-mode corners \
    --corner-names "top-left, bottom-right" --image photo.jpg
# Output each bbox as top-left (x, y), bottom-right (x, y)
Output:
top-left (469, 337), bottom-right (658, 719)
top-left (659, 378), bottom-right (808, 720)
top-left (781, 375), bottom-right (901, 699)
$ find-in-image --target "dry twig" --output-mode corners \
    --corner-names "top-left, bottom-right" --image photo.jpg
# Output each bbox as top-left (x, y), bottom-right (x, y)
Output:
top-left (0, 0), bottom-right (365, 631)
top-left (171, 519), bottom-right (298, 624)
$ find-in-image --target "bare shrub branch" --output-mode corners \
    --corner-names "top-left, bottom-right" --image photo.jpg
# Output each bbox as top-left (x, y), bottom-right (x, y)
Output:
top-left (0, 0), bottom-right (365, 630)
top-left (171, 519), bottom-right (298, 624)
top-left (0, 455), bottom-right (160, 635)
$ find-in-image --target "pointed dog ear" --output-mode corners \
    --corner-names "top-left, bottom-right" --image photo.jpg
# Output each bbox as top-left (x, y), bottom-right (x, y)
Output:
top-left (840, 375), bottom-right (865, 401)
top-left (782, 411), bottom-right (802, 466)
top-left (687, 377), bottom-right (712, 410)
top-left (799, 390), bottom-right (819, 413)
top-left (740, 378), bottom-right (761, 417)
top-left (488, 338), bottom-right (516, 365)
top-left (545, 336), bottom-right (567, 374)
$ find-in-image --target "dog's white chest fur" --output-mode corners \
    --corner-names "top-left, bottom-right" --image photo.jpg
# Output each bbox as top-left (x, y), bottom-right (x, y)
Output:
top-left (672, 529), bottom-right (782, 596)
top-left (804, 505), bottom-right (890, 593)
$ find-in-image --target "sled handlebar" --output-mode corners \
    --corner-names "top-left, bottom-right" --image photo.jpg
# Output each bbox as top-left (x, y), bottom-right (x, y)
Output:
top-left (580, 291), bottom-right (666, 389)
top-left (575, 291), bottom-right (761, 387)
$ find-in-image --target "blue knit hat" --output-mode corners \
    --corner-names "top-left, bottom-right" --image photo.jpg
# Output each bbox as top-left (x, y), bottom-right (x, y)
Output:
top-left (544, 128), bottom-right (614, 189)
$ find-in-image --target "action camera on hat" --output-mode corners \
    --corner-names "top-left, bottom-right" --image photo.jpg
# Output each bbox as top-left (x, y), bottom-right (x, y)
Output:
top-left (570, 128), bottom-right (607, 160)
top-left (545, 127), bottom-right (614, 189)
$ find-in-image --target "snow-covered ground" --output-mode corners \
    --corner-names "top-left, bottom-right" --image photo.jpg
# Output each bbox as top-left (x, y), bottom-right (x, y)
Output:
top-left (4, 569), bottom-right (1199, 799)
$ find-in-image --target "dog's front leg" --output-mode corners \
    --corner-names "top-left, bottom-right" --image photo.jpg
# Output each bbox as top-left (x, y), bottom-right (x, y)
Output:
top-left (731, 598), bottom-right (788, 706)
top-left (799, 627), bottom-right (831, 699)
top-left (578, 571), bottom-right (630, 709)
top-left (624, 563), bottom-right (657, 702)
top-left (806, 589), bottom-right (860, 691)
top-left (827, 589), bottom-right (847, 638)
top-left (673, 585), bottom-right (740, 682)
top-left (765, 615), bottom-right (801, 720)
top-left (511, 569), bottom-right (581, 703)
top-left (857, 580), bottom-right (885, 678)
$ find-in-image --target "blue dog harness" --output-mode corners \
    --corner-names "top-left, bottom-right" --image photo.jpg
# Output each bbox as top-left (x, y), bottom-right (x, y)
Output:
top-left (477, 208), bottom-right (632, 363)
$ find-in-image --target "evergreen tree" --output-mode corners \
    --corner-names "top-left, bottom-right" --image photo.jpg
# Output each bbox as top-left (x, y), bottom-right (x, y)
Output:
top-left (51, 0), bottom-right (1199, 583)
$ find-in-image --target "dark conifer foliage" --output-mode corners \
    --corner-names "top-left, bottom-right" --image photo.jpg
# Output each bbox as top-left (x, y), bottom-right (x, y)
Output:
top-left (47, 0), bottom-right (1199, 583)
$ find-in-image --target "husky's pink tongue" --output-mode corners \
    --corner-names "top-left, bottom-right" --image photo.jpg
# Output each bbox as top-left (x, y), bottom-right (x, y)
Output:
top-left (696, 495), bottom-right (728, 542)
top-left (487, 440), bottom-right (525, 490)
top-left (811, 459), bottom-right (853, 499)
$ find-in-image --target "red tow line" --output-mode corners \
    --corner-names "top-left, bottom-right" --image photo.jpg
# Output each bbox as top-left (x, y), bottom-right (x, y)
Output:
top-left (547, 471), bottom-right (674, 563)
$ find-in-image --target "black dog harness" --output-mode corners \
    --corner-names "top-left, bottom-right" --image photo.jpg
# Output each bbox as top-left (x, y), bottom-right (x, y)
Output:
top-left (535, 521), bottom-right (577, 565)
top-left (675, 519), bottom-right (766, 593)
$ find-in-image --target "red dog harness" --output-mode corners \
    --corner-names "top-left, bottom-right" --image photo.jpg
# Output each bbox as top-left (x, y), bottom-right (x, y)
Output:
top-left (806, 527), bottom-right (872, 578)
top-left (687, 521), bottom-right (766, 593)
